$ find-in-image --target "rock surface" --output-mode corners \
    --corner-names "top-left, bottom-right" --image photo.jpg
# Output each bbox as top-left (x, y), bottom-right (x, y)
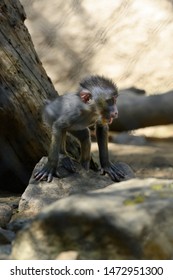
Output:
top-left (0, 194), bottom-right (20, 259)
top-left (11, 178), bottom-right (173, 260)
top-left (19, 157), bottom-right (135, 215)
top-left (0, 204), bottom-right (13, 228)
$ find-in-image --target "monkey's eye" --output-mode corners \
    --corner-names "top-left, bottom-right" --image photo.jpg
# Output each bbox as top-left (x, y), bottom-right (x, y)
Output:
top-left (106, 97), bottom-right (116, 106)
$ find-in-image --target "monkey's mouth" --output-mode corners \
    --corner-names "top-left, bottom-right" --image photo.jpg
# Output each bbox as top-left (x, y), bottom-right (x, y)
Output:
top-left (108, 117), bottom-right (113, 124)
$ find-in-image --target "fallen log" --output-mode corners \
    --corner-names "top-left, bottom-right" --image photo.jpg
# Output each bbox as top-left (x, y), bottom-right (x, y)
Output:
top-left (110, 90), bottom-right (173, 131)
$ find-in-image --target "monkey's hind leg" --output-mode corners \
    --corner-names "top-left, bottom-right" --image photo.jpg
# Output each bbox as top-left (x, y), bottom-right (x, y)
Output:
top-left (56, 127), bottom-right (77, 174)
top-left (71, 128), bottom-right (99, 171)
top-left (89, 155), bottom-right (100, 171)
top-left (60, 154), bottom-right (77, 173)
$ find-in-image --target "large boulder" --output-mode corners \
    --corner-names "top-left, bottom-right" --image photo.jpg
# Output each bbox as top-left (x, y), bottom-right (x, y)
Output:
top-left (11, 178), bottom-right (173, 260)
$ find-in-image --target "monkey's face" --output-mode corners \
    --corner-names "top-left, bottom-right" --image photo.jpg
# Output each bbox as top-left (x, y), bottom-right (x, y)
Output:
top-left (79, 75), bottom-right (118, 125)
top-left (97, 96), bottom-right (118, 125)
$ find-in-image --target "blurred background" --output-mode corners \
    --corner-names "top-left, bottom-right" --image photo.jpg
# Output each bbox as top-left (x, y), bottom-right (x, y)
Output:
top-left (20, 0), bottom-right (173, 95)
top-left (20, 0), bottom-right (173, 141)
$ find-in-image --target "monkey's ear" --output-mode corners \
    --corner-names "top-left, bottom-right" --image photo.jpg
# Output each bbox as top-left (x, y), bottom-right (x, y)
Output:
top-left (80, 89), bottom-right (92, 103)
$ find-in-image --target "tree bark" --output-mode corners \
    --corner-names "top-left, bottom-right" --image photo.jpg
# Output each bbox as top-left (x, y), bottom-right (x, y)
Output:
top-left (110, 90), bottom-right (173, 132)
top-left (0, 0), bottom-right (58, 191)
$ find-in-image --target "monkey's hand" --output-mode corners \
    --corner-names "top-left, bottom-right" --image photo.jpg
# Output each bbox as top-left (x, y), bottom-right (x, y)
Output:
top-left (101, 162), bottom-right (126, 182)
top-left (34, 162), bottom-right (57, 183)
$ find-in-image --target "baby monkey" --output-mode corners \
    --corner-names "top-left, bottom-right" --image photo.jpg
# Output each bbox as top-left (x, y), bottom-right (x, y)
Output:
top-left (34, 75), bottom-right (125, 182)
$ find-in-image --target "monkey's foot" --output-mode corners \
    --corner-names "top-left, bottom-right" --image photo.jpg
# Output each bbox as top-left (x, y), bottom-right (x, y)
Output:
top-left (34, 162), bottom-right (56, 183)
top-left (61, 155), bottom-right (77, 173)
top-left (101, 162), bottom-right (127, 182)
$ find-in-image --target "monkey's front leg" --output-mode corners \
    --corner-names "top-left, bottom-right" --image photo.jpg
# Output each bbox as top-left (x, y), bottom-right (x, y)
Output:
top-left (34, 125), bottom-right (64, 182)
top-left (96, 123), bottom-right (126, 182)
top-left (34, 126), bottom-right (76, 182)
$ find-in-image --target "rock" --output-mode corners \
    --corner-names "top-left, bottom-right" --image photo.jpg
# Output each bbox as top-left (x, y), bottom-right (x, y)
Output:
top-left (18, 157), bottom-right (135, 215)
top-left (0, 204), bottom-right (13, 228)
top-left (11, 178), bottom-right (173, 260)
top-left (7, 214), bottom-right (33, 233)
top-left (0, 245), bottom-right (11, 260)
top-left (0, 228), bottom-right (15, 244)
top-left (0, 228), bottom-right (15, 260)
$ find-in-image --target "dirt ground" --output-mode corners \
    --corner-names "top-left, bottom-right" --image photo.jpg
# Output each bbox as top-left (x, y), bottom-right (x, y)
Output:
top-left (92, 126), bottom-right (173, 180)
top-left (108, 141), bottom-right (173, 179)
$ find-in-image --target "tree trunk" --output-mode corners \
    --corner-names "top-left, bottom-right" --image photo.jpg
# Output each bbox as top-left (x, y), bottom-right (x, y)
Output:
top-left (110, 90), bottom-right (173, 132)
top-left (0, 0), bottom-right (58, 191)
